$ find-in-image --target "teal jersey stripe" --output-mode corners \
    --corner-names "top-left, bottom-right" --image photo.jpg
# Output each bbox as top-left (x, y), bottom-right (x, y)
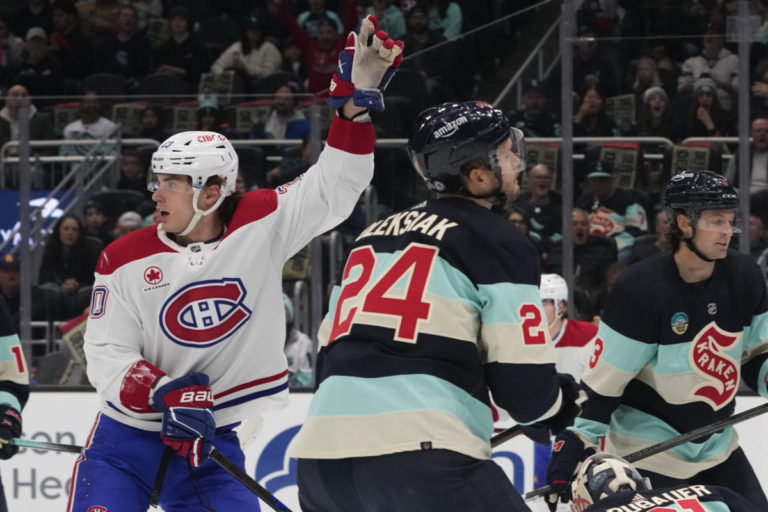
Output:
top-left (654, 341), bottom-right (742, 375)
top-left (0, 334), bottom-right (20, 364)
top-left (0, 391), bottom-right (20, 413)
top-left (609, 405), bottom-right (733, 461)
top-left (309, 374), bottom-right (493, 441)
top-left (745, 310), bottom-right (768, 350)
top-left (477, 282), bottom-right (541, 325)
top-left (598, 322), bottom-right (657, 372)
top-left (573, 417), bottom-right (609, 445)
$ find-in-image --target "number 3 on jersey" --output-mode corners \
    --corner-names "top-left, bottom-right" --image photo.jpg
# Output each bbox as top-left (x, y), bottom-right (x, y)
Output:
top-left (329, 243), bottom-right (438, 343)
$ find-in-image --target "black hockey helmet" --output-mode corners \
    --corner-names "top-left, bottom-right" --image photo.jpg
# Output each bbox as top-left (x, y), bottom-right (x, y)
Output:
top-left (663, 170), bottom-right (738, 226)
top-left (408, 101), bottom-right (526, 193)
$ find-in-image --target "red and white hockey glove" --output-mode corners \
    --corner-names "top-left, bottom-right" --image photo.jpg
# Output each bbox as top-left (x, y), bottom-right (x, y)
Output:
top-left (152, 372), bottom-right (215, 467)
top-left (328, 14), bottom-right (404, 111)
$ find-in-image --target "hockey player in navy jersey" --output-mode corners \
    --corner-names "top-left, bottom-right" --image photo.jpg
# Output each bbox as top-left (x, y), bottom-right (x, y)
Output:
top-left (0, 294), bottom-right (28, 512)
top-left (67, 15), bottom-right (403, 512)
top-left (545, 171), bottom-right (768, 511)
top-left (569, 453), bottom-right (759, 512)
top-left (289, 101), bottom-right (581, 511)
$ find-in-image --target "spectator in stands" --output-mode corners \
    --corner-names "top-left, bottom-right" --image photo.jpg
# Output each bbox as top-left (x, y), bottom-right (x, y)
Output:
top-left (427, 0), bottom-right (462, 41)
top-left (0, 83), bottom-right (54, 156)
top-left (210, 16), bottom-right (282, 88)
top-left (550, 23), bottom-right (618, 99)
top-left (399, 4), bottom-right (458, 103)
top-left (50, 1), bottom-right (93, 83)
top-left (76, 0), bottom-right (121, 44)
top-left (116, 148), bottom-right (153, 201)
top-left (59, 90), bottom-right (118, 156)
top-left (266, 136), bottom-right (312, 188)
top-left (630, 86), bottom-right (676, 142)
top-left (673, 76), bottom-right (732, 140)
top-left (82, 200), bottom-right (113, 248)
top-left (113, 211), bottom-right (143, 239)
top-left (251, 0), bottom-right (290, 44)
top-left (627, 56), bottom-right (675, 113)
top-left (283, 293), bottom-right (313, 388)
top-left (576, 159), bottom-right (649, 261)
top-left (547, 208), bottom-right (618, 320)
top-left (137, 104), bottom-right (168, 142)
top-left (749, 214), bottom-right (768, 261)
top-left (513, 163), bottom-right (562, 251)
top-left (297, 0), bottom-right (343, 38)
top-left (196, 105), bottom-right (232, 138)
top-left (38, 214), bottom-right (100, 319)
top-left (11, 0), bottom-right (51, 38)
top-left (277, 0), bottom-right (358, 94)
top-left (573, 85), bottom-right (621, 137)
top-left (94, 5), bottom-right (152, 87)
top-left (508, 78), bottom-right (562, 137)
top-left (14, 27), bottom-right (64, 101)
top-left (153, 6), bottom-right (212, 88)
top-left (280, 38), bottom-right (305, 80)
top-left (250, 82), bottom-right (310, 143)
top-left (750, 63), bottom-right (768, 120)
top-left (0, 15), bottom-right (23, 90)
top-left (506, 205), bottom-right (545, 263)
top-left (366, 0), bottom-right (406, 40)
top-left (726, 117), bottom-right (768, 194)
top-left (625, 208), bottom-right (671, 264)
top-left (678, 26), bottom-right (738, 114)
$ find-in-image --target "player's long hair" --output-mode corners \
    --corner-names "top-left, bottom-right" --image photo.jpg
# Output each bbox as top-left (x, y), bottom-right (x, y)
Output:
top-left (205, 175), bottom-right (242, 224)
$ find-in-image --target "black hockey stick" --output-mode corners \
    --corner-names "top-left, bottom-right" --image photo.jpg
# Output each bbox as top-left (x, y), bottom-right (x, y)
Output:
top-left (524, 401), bottom-right (768, 500)
top-left (208, 446), bottom-right (294, 512)
top-left (490, 424), bottom-right (523, 447)
top-left (149, 446), bottom-right (173, 508)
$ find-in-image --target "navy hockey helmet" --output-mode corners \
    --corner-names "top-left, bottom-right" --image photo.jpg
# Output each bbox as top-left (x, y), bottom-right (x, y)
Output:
top-left (569, 453), bottom-right (652, 512)
top-left (408, 101), bottom-right (526, 193)
top-left (663, 170), bottom-right (738, 225)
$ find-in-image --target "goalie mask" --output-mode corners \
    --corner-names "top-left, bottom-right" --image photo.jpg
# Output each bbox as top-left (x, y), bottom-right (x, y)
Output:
top-left (408, 101), bottom-right (526, 195)
top-left (570, 453), bottom-right (652, 512)
top-left (148, 131), bottom-right (238, 236)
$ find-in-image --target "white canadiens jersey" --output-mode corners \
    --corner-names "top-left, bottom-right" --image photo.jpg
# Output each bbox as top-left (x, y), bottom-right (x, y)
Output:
top-left (84, 119), bottom-right (375, 432)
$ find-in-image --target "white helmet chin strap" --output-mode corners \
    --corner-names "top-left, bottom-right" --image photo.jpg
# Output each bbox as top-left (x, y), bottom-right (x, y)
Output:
top-left (547, 300), bottom-right (566, 332)
top-left (176, 189), bottom-right (227, 237)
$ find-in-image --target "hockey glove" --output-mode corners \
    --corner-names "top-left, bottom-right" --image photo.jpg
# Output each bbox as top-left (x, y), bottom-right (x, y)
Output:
top-left (328, 14), bottom-right (404, 111)
top-left (152, 373), bottom-right (215, 467)
top-left (0, 406), bottom-right (21, 459)
top-left (545, 429), bottom-right (595, 511)
top-left (523, 373), bottom-right (582, 445)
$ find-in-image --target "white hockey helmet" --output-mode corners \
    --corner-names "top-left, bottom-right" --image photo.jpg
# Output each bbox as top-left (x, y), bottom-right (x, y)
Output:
top-left (148, 131), bottom-right (238, 236)
top-left (569, 453), bottom-right (652, 512)
top-left (540, 273), bottom-right (568, 312)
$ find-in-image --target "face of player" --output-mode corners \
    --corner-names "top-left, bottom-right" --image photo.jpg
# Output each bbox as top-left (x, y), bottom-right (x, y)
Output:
top-left (496, 137), bottom-right (521, 202)
top-left (542, 299), bottom-right (556, 326)
top-left (151, 174), bottom-right (195, 233)
top-left (690, 209), bottom-right (736, 260)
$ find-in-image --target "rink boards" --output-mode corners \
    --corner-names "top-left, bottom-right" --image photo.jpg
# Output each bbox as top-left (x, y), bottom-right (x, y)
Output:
top-left (3, 392), bottom-right (767, 511)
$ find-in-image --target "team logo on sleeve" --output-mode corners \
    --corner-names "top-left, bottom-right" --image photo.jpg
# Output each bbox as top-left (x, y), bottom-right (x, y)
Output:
top-left (160, 278), bottom-right (252, 347)
top-left (670, 312), bottom-right (689, 335)
top-left (688, 321), bottom-right (740, 410)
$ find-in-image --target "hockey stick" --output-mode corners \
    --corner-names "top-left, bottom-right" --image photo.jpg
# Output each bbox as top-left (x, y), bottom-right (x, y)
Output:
top-left (524, 401), bottom-right (768, 500)
top-left (208, 446), bottom-right (294, 512)
top-left (490, 424), bottom-right (524, 447)
top-left (149, 446), bottom-right (173, 508)
top-left (10, 438), bottom-right (82, 453)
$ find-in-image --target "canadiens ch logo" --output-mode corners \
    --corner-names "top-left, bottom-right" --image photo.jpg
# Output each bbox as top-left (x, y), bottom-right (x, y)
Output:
top-left (688, 321), bottom-right (741, 410)
top-left (160, 278), bottom-right (252, 347)
top-left (144, 266), bottom-right (163, 285)
top-left (671, 312), bottom-right (689, 335)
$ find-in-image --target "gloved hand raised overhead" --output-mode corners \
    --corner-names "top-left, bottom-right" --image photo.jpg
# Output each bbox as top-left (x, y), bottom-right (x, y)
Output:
top-left (328, 14), bottom-right (404, 111)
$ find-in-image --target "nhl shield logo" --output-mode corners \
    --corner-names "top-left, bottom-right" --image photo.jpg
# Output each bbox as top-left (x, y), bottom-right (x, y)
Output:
top-left (160, 278), bottom-right (252, 347)
top-left (671, 312), bottom-right (688, 335)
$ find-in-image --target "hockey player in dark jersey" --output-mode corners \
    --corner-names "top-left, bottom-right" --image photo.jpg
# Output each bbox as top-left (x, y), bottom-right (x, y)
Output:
top-left (545, 171), bottom-right (768, 510)
top-left (569, 453), bottom-right (759, 512)
top-left (289, 101), bottom-right (581, 511)
top-left (0, 293), bottom-right (29, 512)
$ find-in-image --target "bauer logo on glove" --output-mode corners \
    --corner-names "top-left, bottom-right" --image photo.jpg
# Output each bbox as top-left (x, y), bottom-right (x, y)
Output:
top-left (328, 14), bottom-right (404, 111)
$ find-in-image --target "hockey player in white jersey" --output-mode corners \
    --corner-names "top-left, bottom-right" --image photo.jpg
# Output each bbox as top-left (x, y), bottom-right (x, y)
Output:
top-left (67, 15), bottom-right (403, 512)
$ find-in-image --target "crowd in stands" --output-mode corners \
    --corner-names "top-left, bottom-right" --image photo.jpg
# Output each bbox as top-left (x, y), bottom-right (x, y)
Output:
top-left (5, 0), bottom-right (768, 385)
